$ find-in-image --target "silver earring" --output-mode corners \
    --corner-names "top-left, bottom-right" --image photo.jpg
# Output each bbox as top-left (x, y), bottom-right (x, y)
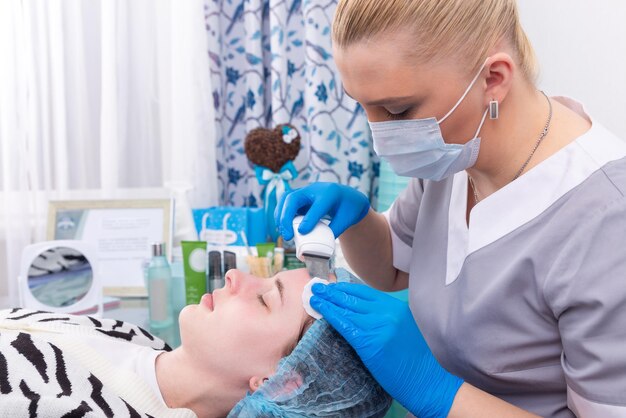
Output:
top-left (489, 99), bottom-right (499, 120)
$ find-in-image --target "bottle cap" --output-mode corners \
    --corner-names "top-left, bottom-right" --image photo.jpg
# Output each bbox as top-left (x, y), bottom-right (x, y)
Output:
top-left (223, 251), bottom-right (237, 272)
top-left (208, 251), bottom-right (222, 278)
top-left (151, 242), bottom-right (166, 257)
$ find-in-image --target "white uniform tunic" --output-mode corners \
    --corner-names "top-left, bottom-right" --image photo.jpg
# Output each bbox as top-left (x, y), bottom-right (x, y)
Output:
top-left (386, 97), bottom-right (626, 417)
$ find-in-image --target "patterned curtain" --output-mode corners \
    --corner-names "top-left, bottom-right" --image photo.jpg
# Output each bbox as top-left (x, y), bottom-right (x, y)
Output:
top-left (205, 0), bottom-right (378, 207)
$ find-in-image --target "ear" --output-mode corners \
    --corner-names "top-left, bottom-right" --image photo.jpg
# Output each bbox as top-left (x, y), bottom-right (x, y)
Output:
top-left (483, 52), bottom-right (515, 106)
top-left (248, 376), bottom-right (269, 393)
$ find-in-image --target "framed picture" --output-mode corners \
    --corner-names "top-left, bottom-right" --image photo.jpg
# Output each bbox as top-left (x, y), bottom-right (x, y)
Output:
top-left (47, 199), bottom-right (174, 297)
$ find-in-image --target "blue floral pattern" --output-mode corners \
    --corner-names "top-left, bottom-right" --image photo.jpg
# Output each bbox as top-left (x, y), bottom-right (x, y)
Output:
top-left (205, 0), bottom-right (378, 207)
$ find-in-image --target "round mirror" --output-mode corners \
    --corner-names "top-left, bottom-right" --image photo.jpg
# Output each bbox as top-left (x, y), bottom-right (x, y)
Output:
top-left (27, 246), bottom-right (94, 308)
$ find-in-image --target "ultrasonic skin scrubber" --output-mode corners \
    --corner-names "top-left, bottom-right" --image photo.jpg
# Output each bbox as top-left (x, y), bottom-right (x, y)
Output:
top-left (293, 215), bottom-right (336, 319)
top-left (292, 216), bottom-right (335, 280)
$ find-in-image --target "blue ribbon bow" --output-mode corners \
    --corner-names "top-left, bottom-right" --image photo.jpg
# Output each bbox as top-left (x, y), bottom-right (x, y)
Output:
top-left (255, 161), bottom-right (298, 240)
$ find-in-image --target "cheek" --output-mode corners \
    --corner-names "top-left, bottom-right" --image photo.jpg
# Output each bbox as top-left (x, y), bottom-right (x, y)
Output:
top-left (363, 106), bottom-right (382, 123)
top-left (210, 302), bottom-right (267, 342)
top-left (440, 93), bottom-right (487, 143)
top-left (230, 316), bottom-right (295, 358)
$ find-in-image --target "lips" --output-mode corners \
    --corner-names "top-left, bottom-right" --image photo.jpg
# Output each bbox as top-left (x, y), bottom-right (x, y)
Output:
top-left (201, 293), bottom-right (214, 311)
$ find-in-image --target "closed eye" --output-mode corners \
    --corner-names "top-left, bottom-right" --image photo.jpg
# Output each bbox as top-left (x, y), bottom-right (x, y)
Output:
top-left (257, 277), bottom-right (284, 312)
top-left (257, 294), bottom-right (269, 310)
top-left (385, 107), bottom-right (412, 120)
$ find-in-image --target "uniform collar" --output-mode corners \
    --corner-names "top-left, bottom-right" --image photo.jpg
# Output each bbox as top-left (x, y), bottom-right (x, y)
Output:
top-left (445, 96), bottom-right (626, 285)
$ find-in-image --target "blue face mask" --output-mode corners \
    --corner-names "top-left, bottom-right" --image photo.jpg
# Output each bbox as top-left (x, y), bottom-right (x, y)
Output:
top-left (369, 61), bottom-right (490, 181)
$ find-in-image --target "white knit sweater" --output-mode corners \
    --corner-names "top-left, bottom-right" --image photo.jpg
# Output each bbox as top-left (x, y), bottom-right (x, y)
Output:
top-left (0, 308), bottom-right (197, 418)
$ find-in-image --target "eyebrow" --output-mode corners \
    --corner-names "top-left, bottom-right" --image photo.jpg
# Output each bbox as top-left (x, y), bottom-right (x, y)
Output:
top-left (276, 277), bottom-right (285, 306)
top-left (343, 86), bottom-right (415, 106)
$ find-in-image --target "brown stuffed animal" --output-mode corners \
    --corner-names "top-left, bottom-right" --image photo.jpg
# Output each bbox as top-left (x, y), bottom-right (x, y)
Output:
top-left (244, 124), bottom-right (301, 173)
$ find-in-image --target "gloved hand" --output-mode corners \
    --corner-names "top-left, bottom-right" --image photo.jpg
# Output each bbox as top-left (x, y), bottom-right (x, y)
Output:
top-left (274, 182), bottom-right (370, 240)
top-left (310, 282), bottom-right (464, 418)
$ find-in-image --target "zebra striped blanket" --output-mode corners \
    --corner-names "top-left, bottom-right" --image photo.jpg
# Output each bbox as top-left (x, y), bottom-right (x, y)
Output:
top-left (0, 308), bottom-right (195, 418)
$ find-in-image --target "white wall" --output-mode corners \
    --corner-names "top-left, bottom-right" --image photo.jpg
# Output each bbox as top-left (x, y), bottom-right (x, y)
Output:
top-left (518, 1), bottom-right (626, 139)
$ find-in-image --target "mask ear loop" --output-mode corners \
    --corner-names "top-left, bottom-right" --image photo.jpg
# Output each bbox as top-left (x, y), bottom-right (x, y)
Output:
top-left (474, 108), bottom-right (490, 138)
top-left (438, 58), bottom-right (490, 125)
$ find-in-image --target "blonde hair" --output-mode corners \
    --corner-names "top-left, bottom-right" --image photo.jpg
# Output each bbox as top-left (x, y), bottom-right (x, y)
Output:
top-left (333, 0), bottom-right (538, 82)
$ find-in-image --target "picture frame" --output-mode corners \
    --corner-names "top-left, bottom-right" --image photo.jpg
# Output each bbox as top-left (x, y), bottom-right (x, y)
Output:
top-left (47, 199), bottom-right (174, 297)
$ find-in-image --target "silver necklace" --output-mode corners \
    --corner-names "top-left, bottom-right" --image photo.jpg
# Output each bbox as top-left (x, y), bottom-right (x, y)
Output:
top-left (469, 91), bottom-right (553, 204)
top-left (468, 175), bottom-right (480, 204)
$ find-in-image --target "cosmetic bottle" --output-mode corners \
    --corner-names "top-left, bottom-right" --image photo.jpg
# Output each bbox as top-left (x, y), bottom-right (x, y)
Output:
top-left (182, 241), bottom-right (207, 304)
top-left (223, 250), bottom-right (237, 273)
top-left (208, 251), bottom-right (224, 293)
top-left (147, 242), bottom-right (174, 331)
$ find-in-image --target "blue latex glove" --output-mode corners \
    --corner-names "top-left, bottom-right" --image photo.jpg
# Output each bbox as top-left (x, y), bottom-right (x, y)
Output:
top-left (274, 182), bottom-right (370, 240)
top-left (310, 282), bottom-right (464, 418)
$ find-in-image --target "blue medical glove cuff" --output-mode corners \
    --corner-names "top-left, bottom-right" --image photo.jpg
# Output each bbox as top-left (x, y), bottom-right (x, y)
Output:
top-left (368, 315), bottom-right (464, 418)
top-left (396, 355), bottom-right (464, 418)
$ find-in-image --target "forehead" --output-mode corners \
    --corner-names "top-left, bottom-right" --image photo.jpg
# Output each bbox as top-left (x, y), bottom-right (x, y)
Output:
top-left (333, 36), bottom-right (462, 105)
top-left (277, 269), bottom-right (310, 294)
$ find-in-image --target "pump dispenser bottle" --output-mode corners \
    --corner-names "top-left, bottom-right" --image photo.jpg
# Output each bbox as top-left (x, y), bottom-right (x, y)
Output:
top-left (147, 242), bottom-right (174, 331)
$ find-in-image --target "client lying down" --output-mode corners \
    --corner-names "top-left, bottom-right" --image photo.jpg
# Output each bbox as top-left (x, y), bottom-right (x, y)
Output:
top-left (0, 268), bottom-right (391, 417)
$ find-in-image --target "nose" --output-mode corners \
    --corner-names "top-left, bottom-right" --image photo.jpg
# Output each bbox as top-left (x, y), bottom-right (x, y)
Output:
top-left (224, 269), bottom-right (264, 296)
